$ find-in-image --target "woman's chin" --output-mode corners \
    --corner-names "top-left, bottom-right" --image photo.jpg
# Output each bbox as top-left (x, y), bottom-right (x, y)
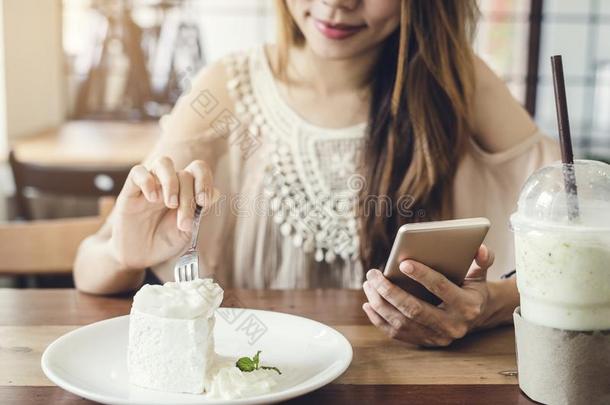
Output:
top-left (304, 37), bottom-right (371, 61)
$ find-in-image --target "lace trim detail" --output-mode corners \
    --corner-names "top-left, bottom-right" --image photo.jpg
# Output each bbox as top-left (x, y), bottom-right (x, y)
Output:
top-left (223, 48), bottom-right (365, 263)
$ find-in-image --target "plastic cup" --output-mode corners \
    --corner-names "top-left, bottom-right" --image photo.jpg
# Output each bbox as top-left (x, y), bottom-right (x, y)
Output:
top-left (510, 160), bottom-right (610, 331)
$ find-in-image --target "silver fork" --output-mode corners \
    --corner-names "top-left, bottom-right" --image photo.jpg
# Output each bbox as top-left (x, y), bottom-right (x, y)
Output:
top-left (174, 205), bottom-right (203, 282)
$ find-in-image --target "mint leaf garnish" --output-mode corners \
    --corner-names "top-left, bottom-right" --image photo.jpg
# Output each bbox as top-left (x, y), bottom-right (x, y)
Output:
top-left (261, 366), bottom-right (282, 375)
top-left (236, 356), bottom-right (256, 372)
top-left (235, 351), bottom-right (281, 374)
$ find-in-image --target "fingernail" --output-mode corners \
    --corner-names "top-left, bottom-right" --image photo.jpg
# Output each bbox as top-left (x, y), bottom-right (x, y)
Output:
top-left (196, 192), bottom-right (206, 206)
top-left (400, 261), bottom-right (414, 274)
top-left (366, 269), bottom-right (377, 280)
top-left (169, 195), bottom-right (178, 207)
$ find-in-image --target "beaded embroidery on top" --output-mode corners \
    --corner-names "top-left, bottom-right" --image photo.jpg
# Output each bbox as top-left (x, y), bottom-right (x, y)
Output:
top-left (223, 48), bottom-right (366, 263)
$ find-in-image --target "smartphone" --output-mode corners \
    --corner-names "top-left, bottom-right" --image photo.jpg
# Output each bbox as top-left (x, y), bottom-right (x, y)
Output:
top-left (383, 217), bottom-right (490, 305)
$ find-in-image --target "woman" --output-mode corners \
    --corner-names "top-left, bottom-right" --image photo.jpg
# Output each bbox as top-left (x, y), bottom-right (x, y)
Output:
top-left (75, 0), bottom-right (558, 347)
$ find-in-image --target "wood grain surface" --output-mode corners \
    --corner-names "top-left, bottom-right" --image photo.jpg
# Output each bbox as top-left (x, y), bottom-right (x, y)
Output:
top-left (0, 289), bottom-right (534, 404)
top-left (11, 121), bottom-right (159, 167)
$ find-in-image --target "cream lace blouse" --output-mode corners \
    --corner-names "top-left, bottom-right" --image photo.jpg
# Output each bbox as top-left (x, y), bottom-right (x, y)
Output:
top-left (148, 46), bottom-right (560, 288)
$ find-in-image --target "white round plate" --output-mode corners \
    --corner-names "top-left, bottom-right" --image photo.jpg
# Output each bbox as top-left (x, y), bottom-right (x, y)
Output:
top-left (41, 308), bottom-right (352, 405)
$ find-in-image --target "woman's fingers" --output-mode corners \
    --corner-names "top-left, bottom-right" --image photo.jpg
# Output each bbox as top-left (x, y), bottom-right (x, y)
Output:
top-left (363, 277), bottom-right (450, 339)
top-left (363, 280), bottom-right (406, 330)
top-left (465, 245), bottom-right (495, 280)
top-left (362, 302), bottom-right (452, 347)
top-left (365, 269), bottom-right (454, 335)
top-left (362, 302), bottom-right (406, 339)
top-left (152, 157), bottom-right (216, 232)
top-left (119, 157), bottom-right (217, 233)
top-left (184, 160), bottom-right (214, 209)
top-left (123, 165), bottom-right (158, 202)
top-left (362, 302), bottom-right (390, 330)
top-left (176, 171), bottom-right (195, 232)
top-left (399, 260), bottom-right (464, 306)
top-left (151, 157), bottom-right (179, 209)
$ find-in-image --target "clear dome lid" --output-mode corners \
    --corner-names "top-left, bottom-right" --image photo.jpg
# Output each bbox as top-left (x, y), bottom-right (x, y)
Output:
top-left (510, 159), bottom-right (610, 232)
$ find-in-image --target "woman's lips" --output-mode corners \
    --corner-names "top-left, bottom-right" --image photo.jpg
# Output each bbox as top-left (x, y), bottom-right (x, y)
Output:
top-left (313, 19), bottom-right (366, 40)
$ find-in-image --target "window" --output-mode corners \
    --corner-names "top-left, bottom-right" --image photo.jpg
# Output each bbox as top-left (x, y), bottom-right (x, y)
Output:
top-left (536, 0), bottom-right (610, 158)
top-left (475, 0), bottom-right (532, 105)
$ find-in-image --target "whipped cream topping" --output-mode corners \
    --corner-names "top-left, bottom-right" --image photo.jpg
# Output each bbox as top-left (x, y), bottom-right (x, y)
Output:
top-left (132, 278), bottom-right (224, 319)
top-left (207, 366), bottom-right (278, 399)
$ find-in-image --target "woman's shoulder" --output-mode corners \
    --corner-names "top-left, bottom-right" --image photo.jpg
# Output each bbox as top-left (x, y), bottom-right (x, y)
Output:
top-left (157, 61), bottom-right (230, 142)
top-left (467, 54), bottom-right (559, 166)
top-left (159, 47), bottom-right (265, 143)
top-left (469, 54), bottom-right (541, 155)
top-left (172, 45), bottom-right (272, 114)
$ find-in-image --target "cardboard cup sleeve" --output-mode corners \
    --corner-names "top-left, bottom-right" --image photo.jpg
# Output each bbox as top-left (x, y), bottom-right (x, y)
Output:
top-left (513, 307), bottom-right (610, 405)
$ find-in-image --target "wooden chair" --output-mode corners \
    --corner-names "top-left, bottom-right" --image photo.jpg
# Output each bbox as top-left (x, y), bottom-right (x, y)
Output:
top-left (9, 150), bottom-right (130, 220)
top-left (0, 197), bottom-right (114, 276)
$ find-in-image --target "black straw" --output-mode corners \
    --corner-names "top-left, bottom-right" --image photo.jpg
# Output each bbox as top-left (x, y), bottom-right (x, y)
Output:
top-left (551, 55), bottom-right (580, 221)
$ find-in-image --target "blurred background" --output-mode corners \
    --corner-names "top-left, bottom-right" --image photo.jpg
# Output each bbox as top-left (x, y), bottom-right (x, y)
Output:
top-left (0, 0), bottom-right (608, 287)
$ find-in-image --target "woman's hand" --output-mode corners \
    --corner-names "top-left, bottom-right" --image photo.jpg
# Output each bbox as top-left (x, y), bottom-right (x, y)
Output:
top-left (362, 245), bottom-right (496, 347)
top-left (109, 156), bottom-right (215, 269)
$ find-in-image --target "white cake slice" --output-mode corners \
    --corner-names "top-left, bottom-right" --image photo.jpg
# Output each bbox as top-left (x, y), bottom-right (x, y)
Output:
top-left (127, 278), bottom-right (223, 394)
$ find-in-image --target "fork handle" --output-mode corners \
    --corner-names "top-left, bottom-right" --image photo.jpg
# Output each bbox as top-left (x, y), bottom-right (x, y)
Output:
top-left (189, 205), bottom-right (203, 250)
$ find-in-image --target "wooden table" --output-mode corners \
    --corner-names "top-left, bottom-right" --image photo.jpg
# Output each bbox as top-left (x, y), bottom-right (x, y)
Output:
top-left (11, 120), bottom-right (159, 167)
top-left (0, 289), bottom-right (534, 404)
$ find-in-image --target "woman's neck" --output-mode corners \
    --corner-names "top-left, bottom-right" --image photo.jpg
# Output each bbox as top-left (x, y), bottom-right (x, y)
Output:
top-left (285, 45), bottom-right (379, 96)
top-left (264, 43), bottom-right (378, 129)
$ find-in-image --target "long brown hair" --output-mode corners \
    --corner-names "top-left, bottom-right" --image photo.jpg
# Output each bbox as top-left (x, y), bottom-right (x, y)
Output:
top-left (274, 0), bottom-right (479, 270)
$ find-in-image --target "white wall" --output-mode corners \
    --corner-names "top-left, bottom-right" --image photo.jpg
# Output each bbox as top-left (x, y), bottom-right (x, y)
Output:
top-left (194, 0), bottom-right (276, 63)
top-left (0, 0), bottom-right (65, 153)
